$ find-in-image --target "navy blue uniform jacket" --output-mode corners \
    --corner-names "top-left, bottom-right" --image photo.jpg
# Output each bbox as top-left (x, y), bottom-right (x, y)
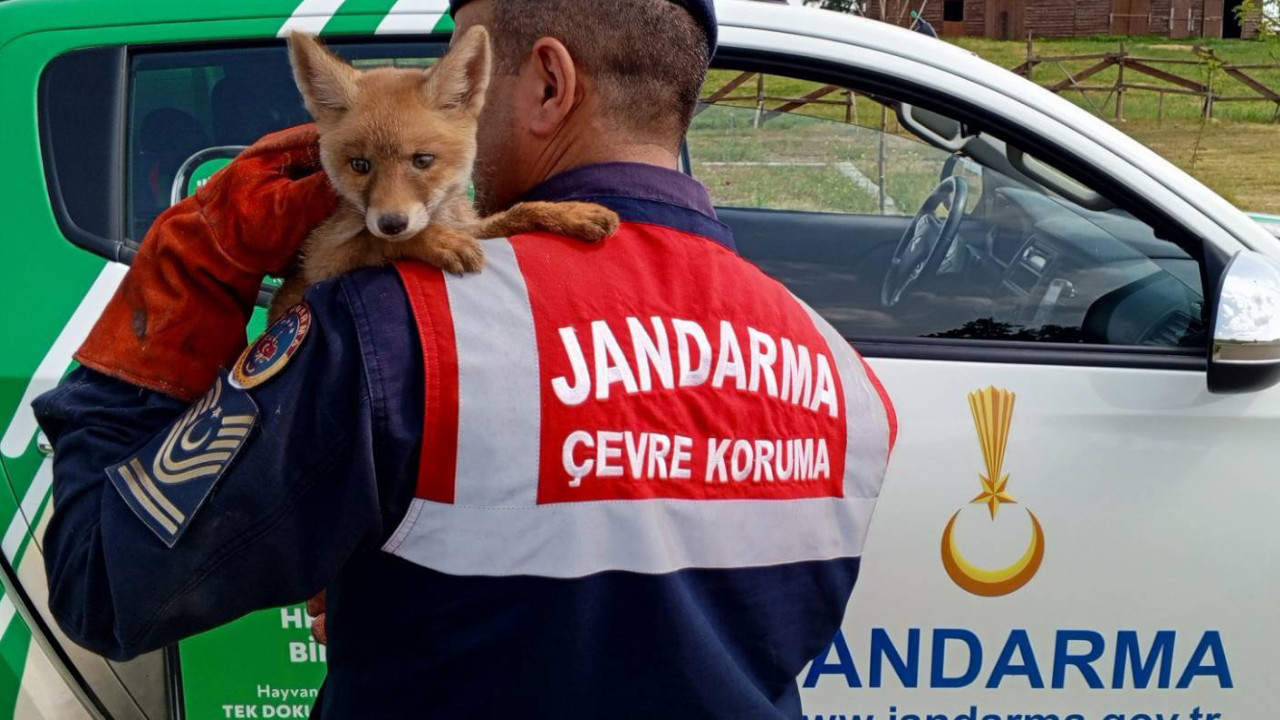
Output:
top-left (35, 163), bottom-right (863, 719)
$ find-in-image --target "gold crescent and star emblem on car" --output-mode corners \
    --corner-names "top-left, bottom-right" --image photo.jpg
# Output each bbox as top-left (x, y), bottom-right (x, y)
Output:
top-left (940, 386), bottom-right (1045, 597)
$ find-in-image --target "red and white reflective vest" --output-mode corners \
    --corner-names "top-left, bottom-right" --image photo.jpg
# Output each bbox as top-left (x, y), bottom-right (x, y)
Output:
top-left (386, 222), bottom-right (896, 578)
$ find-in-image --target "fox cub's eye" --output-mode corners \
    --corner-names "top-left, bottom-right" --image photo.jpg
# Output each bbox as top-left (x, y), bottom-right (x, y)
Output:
top-left (350, 158), bottom-right (371, 174)
top-left (413, 153), bottom-right (436, 170)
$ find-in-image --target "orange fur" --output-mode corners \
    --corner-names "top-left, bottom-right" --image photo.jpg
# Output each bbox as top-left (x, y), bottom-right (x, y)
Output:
top-left (271, 27), bottom-right (619, 321)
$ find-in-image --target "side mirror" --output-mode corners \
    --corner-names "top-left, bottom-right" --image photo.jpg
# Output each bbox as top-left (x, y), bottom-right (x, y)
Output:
top-left (1208, 250), bottom-right (1280, 394)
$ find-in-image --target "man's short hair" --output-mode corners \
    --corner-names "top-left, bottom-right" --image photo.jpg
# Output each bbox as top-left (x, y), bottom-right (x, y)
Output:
top-left (490, 0), bottom-right (710, 145)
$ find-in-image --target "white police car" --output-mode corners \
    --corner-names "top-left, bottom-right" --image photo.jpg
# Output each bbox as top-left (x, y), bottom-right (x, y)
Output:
top-left (1, 0), bottom-right (1276, 717)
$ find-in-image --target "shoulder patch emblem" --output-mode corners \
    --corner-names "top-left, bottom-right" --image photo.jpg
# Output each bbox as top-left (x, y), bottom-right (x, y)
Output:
top-left (108, 374), bottom-right (258, 547)
top-left (231, 302), bottom-right (312, 390)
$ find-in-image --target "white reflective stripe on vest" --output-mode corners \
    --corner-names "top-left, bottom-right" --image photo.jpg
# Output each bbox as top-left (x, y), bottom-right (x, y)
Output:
top-left (447, 238), bottom-right (541, 507)
top-left (800, 299), bottom-right (891, 500)
top-left (385, 494), bottom-right (879, 578)
top-left (382, 237), bottom-right (890, 579)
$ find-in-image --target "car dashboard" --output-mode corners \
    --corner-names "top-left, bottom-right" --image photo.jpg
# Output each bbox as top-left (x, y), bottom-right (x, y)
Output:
top-left (953, 187), bottom-right (1206, 347)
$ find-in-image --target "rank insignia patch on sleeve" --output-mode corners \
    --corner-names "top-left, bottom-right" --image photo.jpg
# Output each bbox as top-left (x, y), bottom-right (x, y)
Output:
top-left (108, 374), bottom-right (258, 547)
top-left (231, 302), bottom-right (312, 390)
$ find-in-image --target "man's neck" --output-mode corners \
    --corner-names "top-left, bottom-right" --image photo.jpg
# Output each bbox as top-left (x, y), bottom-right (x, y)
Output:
top-left (525, 118), bottom-right (679, 189)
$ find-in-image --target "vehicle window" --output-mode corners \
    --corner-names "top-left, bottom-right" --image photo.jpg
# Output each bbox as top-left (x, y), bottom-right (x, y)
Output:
top-left (49, 46), bottom-right (1208, 354)
top-left (127, 42), bottom-right (447, 242)
top-left (40, 47), bottom-right (127, 254)
top-left (691, 76), bottom-right (969, 216)
top-left (690, 72), bottom-right (1205, 350)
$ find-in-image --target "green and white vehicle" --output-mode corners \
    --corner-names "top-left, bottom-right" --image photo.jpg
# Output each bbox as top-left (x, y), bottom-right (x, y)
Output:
top-left (4, 0), bottom-right (1280, 718)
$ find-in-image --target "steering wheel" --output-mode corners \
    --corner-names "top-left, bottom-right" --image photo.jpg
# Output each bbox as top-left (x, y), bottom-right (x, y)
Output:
top-left (880, 176), bottom-right (969, 307)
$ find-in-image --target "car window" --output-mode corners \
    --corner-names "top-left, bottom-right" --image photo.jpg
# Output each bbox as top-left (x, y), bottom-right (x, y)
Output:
top-left (690, 78), bottom-right (972, 216)
top-left (48, 46), bottom-right (1207, 354)
top-left (127, 42), bottom-right (447, 242)
top-left (690, 72), bottom-right (1206, 350)
top-left (40, 47), bottom-right (127, 255)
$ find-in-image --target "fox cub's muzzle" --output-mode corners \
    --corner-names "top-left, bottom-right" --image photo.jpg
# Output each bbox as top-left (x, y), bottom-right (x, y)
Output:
top-left (376, 212), bottom-right (409, 237)
top-left (366, 203), bottom-right (429, 241)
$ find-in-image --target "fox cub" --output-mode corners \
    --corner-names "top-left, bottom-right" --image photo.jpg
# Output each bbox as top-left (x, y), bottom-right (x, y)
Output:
top-left (271, 27), bottom-right (619, 321)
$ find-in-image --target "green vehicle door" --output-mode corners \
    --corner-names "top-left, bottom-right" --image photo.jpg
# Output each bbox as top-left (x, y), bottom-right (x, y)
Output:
top-left (0, 1), bottom-right (454, 717)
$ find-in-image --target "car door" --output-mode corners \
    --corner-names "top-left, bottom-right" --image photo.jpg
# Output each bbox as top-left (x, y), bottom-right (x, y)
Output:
top-left (689, 39), bottom-right (1277, 717)
top-left (0, 450), bottom-right (95, 720)
top-left (0, 4), bottom-right (458, 718)
top-left (0, 10), bottom-right (177, 720)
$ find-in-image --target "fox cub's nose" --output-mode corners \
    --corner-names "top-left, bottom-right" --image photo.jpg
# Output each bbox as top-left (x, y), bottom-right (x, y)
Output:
top-left (377, 213), bottom-right (409, 237)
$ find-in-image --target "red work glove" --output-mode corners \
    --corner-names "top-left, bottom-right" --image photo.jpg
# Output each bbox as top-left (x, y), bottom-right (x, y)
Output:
top-left (76, 125), bottom-right (338, 401)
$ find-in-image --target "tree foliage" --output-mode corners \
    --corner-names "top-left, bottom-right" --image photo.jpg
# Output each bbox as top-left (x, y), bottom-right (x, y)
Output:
top-left (803, 0), bottom-right (864, 13)
top-left (803, 0), bottom-right (917, 24)
top-left (1239, 0), bottom-right (1280, 45)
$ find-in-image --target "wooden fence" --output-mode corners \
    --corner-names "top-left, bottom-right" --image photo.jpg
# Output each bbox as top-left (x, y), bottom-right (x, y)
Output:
top-left (1011, 40), bottom-right (1280, 122)
top-left (698, 71), bottom-right (861, 127)
top-left (697, 43), bottom-right (1280, 127)
top-left (696, 71), bottom-right (896, 214)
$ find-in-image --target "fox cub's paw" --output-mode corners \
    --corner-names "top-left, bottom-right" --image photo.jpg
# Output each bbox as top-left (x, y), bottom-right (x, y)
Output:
top-left (555, 202), bottom-right (620, 243)
top-left (431, 236), bottom-right (485, 275)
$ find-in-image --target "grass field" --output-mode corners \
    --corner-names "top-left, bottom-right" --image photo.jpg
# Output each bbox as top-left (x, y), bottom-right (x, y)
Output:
top-left (956, 35), bottom-right (1280, 212)
top-left (1122, 120), bottom-right (1280, 210)
top-left (956, 35), bottom-right (1280, 124)
top-left (697, 35), bottom-right (1280, 213)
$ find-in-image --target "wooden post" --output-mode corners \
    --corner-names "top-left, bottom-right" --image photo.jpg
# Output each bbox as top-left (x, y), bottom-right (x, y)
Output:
top-left (1115, 41), bottom-right (1127, 122)
top-left (1025, 35), bottom-right (1034, 80)
top-left (1200, 46), bottom-right (1216, 120)
top-left (1157, 89), bottom-right (1166, 125)
top-left (1205, 54), bottom-right (1215, 120)
top-left (845, 90), bottom-right (854, 124)
top-left (753, 72), bottom-right (765, 129)
top-left (878, 104), bottom-right (888, 216)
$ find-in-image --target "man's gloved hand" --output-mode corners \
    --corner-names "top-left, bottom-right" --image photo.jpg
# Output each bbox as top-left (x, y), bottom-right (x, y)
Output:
top-left (307, 592), bottom-right (328, 646)
top-left (77, 125), bottom-right (338, 401)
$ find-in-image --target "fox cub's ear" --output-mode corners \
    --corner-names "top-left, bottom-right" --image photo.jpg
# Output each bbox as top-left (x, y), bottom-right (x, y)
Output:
top-left (288, 31), bottom-right (359, 121)
top-left (424, 25), bottom-right (491, 116)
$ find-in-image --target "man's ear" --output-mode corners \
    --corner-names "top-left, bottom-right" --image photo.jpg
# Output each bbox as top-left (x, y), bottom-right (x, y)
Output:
top-left (526, 37), bottom-right (579, 139)
top-left (288, 31), bottom-right (359, 122)
top-left (424, 25), bottom-right (491, 116)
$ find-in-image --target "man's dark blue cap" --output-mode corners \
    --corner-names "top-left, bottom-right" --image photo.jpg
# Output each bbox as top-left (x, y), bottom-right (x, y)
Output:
top-left (448, 0), bottom-right (718, 58)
